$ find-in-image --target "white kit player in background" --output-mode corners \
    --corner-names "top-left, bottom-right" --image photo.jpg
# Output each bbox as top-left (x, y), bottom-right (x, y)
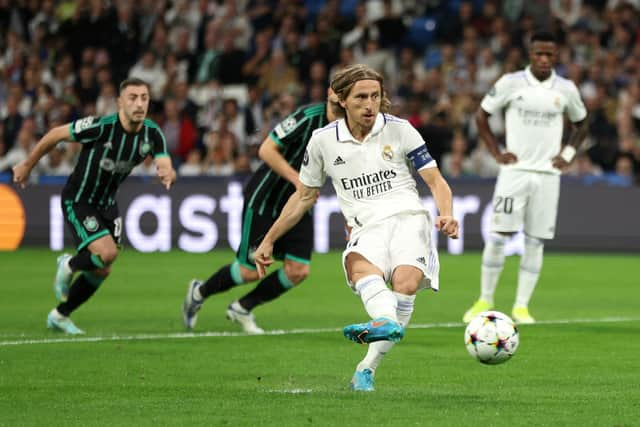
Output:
top-left (253, 64), bottom-right (459, 392)
top-left (463, 31), bottom-right (589, 325)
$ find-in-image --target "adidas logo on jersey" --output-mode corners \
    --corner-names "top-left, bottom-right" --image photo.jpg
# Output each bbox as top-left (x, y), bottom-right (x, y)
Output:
top-left (333, 156), bottom-right (346, 165)
top-left (416, 256), bottom-right (426, 265)
top-left (104, 142), bottom-right (113, 150)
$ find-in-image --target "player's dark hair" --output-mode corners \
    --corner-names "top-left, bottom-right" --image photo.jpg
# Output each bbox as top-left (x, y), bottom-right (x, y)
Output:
top-left (530, 31), bottom-right (556, 45)
top-left (330, 64), bottom-right (392, 114)
top-left (119, 78), bottom-right (151, 96)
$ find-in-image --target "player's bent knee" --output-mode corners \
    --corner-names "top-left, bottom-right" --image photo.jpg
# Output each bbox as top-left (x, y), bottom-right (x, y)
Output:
top-left (98, 249), bottom-right (118, 266)
top-left (239, 265), bottom-right (260, 283)
top-left (283, 263), bottom-right (309, 286)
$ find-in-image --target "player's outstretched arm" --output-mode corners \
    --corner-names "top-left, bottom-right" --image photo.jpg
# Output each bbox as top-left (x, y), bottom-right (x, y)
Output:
top-left (154, 156), bottom-right (177, 189)
top-left (12, 124), bottom-right (72, 188)
top-left (419, 167), bottom-right (459, 239)
top-left (254, 185), bottom-right (319, 277)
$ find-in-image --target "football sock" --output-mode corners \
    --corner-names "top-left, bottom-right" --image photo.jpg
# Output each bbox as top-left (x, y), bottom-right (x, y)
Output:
top-left (355, 275), bottom-right (398, 321)
top-left (357, 292), bottom-right (415, 372)
top-left (238, 268), bottom-right (292, 311)
top-left (480, 232), bottom-right (507, 304)
top-left (69, 251), bottom-right (105, 272)
top-left (394, 291), bottom-right (415, 327)
top-left (515, 235), bottom-right (544, 307)
top-left (57, 273), bottom-right (102, 316)
top-left (198, 263), bottom-right (241, 299)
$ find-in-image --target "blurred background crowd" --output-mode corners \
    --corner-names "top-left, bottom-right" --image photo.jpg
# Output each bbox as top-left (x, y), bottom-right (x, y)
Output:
top-left (0, 0), bottom-right (639, 186)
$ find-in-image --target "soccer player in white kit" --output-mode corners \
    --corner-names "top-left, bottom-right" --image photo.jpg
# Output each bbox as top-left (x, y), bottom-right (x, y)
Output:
top-left (463, 31), bottom-right (589, 324)
top-left (253, 64), bottom-right (459, 391)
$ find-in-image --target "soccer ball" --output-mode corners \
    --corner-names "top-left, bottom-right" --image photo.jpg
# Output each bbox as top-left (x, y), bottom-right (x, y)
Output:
top-left (464, 310), bottom-right (519, 365)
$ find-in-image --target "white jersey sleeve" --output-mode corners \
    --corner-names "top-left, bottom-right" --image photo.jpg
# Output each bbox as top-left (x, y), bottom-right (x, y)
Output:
top-left (480, 75), bottom-right (512, 115)
top-left (299, 133), bottom-right (326, 188)
top-left (564, 81), bottom-right (587, 123)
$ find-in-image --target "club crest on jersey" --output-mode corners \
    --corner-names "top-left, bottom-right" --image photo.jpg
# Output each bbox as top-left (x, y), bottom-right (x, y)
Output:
top-left (83, 216), bottom-right (99, 232)
top-left (382, 145), bottom-right (393, 161)
top-left (554, 97), bottom-right (561, 108)
top-left (139, 140), bottom-right (152, 156)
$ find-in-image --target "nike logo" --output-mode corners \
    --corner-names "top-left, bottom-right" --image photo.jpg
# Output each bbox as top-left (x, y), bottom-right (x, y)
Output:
top-left (370, 320), bottom-right (387, 328)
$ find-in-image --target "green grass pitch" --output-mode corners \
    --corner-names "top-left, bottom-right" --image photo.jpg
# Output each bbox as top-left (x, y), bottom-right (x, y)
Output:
top-left (0, 249), bottom-right (638, 426)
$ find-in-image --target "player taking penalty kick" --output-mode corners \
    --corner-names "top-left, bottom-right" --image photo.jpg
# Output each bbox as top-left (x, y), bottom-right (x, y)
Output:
top-left (253, 64), bottom-right (459, 391)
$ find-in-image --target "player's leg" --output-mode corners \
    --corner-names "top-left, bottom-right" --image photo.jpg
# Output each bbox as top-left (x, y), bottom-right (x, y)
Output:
top-left (513, 174), bottom-right (559, 323)
top-left (49, 203), bottom-right (120, 334)
top-left (228, 258), bottom-right (309, 334)
top-left (342, 221), bottom-right (404, 349)
top-left (183, 203), bottom-right (264, 329)
top-left (464, 170), bottom-right (526, 322)
top-left (227, 216), bottom-right (314, 332)
top-left (183, 260), bottom-right (249, 330)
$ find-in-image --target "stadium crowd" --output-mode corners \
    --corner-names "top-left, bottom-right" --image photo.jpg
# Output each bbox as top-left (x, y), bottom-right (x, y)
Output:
top-left (0, 0), bottom-right (639, 186)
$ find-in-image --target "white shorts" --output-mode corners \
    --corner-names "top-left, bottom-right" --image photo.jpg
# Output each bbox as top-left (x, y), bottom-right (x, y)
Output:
top-left (341, 212), bottom-right (440, 291)
top-left (491, 168), bottom-right (560, 239)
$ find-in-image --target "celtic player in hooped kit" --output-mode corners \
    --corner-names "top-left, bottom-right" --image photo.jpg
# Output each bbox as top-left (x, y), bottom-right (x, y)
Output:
top-left (253, 64), bottom-right (459, 391)
top-left (182, 91), bottom-right (339, 334)
top-left (12, 78), bottom-right (176, 334)
top-left (462, 31), bottom-right (589, 325)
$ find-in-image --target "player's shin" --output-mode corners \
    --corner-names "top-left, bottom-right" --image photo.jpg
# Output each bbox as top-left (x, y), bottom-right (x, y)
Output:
top-left (69, 250), bottom-right (106, 271)
top-left (355, 275), bottom-right (398, 321)
top-left (515, 236), bottom-right (544, 307)
top-left (56, 271), bottom-right (105, 316)
top-left (480, 232), bottom-right (507, 304)
top-left (237, 268), bottom-right (293, 311)
top-left (357, 292), bottom-right (415, 372)
top-left (198, 262), bottom-right (242, 299)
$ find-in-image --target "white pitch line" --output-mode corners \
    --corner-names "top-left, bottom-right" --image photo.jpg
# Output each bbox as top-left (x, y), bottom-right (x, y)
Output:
top-left (0, 316), bottom-right (638, 347)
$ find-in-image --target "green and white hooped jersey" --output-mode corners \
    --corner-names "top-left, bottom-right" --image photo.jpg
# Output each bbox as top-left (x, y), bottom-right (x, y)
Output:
top-left (62, 114), bottom-right (169, 207)
top-left (481, 66), bottom-right (587, 174)
top-left (300, 113), bottom-right (437, 230)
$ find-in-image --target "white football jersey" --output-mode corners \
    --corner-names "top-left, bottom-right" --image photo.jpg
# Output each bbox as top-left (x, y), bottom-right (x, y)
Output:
top-left (300, 113), bottom-right (437, 229)
top-left (481, 66), bottom-right (587, 174)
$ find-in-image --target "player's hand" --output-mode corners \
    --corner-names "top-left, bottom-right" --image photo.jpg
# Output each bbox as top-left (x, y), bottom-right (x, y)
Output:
top-left (551, 155), bottom-right (570, 170)
top-left (495, 152), bottom-right (518, 165)
top-left (12, 162), bottom-right (31, 188)
top-left (436, 215), bottom-right (459, 239)
top-left (156, 165), bottom-right (176, 190)
top-left (253, 241), bottom-right (275, 278)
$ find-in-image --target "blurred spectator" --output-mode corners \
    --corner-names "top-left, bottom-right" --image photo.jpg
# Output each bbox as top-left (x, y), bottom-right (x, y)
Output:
top-left (178, 148), bottom-right (204, 176)
top-left (161, 98), bottom-right (197, 163)
top-left (257, 47), bottom-right (300, 100)
top-left (95, 82), bottom-right (118, 116)
top-left (131, 155), bottom-right (156, 176)
top-left (441, 131), bottom-right (473, 178)
top-left (1, 94), bottom-right (23, 155)
top-left (204, 130), bottom-right (236, 176)
top-left (128, 51), bottom-right (167, 99)
top-left (0, 125), bottom-right (35, 172)
top-left (38, 144), bottom-right (73, 176)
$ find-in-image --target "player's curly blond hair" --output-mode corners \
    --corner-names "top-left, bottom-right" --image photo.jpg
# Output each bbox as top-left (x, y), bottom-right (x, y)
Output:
top-left (330, 64), bottom-right (391, 115)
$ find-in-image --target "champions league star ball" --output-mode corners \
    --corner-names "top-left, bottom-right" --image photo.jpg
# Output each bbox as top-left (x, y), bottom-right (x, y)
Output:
top-left (464, 311), bottom-right (519, 365)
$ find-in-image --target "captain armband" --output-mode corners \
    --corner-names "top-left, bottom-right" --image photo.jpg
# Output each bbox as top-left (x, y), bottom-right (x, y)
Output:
top-left (407, 145), bottom-right (435, 170)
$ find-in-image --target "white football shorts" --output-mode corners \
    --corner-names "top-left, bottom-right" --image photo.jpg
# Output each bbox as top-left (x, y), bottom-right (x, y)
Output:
top-left (490, 168), bottom-right (560, 239)
top-left (341, 212), bottom-right (440, 291)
